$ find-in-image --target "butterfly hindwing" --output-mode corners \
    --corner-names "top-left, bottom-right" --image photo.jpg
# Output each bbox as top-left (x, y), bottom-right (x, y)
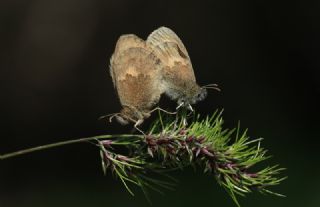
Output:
top-left (110, 35), bottom-right (163, 111)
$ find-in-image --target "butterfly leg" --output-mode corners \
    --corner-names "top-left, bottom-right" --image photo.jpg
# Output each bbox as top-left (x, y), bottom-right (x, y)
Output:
top-left (99, 113), bottom-right (121, 123)
top-left (176, 102), bottom-right (184, 110)
top-left (148, 107), bottom-right (177, 115)
top-left (133, 119), bottom-right (146, 135)
top-left (175, 104), bottom-right (194, 127)
top-left (187, 104), bottom-right (194, 112)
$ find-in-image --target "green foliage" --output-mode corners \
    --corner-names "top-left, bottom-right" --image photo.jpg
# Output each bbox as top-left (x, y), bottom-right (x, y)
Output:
top-left (98, 110), bottom-right (286, 206)
top-left (0, 109), bottom-right (285, 206)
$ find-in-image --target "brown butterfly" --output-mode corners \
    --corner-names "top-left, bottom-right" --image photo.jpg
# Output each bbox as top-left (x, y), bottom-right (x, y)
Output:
top-left (146, 27), bottom-right (219, 110)
top-left (108, 34), bottom-right (165, 126)
top-left (108, 27), bottom-right (219, 126)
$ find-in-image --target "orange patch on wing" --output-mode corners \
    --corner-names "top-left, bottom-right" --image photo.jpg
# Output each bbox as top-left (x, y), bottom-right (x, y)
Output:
top-left (118, 66), bottom-right (139, 81)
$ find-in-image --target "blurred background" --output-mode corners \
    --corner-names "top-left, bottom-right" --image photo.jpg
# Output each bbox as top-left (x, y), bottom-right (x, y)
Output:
top-left (1, 0), bottom-right (319, 206)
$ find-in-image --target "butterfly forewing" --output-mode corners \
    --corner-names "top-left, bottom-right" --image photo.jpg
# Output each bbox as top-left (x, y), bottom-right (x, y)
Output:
top-left (146, 27), bottom-right (195, 81)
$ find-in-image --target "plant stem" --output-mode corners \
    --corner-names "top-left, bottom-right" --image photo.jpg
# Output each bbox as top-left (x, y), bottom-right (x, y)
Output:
top-left (0, 134), bottom-right (140, 160)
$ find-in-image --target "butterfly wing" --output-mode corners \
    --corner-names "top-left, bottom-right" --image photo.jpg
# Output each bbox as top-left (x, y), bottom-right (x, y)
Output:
top-left (110, 34), bottom-right (146, 88)
top-left (146, 27), bottom-right (196, 82)
top-left (110, 34), bottom-right (163, 111)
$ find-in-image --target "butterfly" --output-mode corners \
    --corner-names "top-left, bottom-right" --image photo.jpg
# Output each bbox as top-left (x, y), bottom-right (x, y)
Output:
top-left (146, 27), bottom-right (219, 110)
top-left (108, 27), bottom-right (219, 126)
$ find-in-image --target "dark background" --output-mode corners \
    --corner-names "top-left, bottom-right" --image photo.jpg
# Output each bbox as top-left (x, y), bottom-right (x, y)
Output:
top-left (1, 0), bottom-right (319, 207)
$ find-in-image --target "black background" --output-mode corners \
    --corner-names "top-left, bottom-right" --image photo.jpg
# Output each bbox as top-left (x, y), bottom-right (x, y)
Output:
top-left (1, 0), bottom-right (319, 207)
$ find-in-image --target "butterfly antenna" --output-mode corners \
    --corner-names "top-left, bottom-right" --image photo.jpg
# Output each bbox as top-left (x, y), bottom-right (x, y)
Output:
top-left (202, 83), bottom-right (221, 92)
top-left (203, 83), bottom-right (218, 87)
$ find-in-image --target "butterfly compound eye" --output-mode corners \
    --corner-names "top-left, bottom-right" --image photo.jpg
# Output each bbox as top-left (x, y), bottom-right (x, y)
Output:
top-left (197, 88), bottom-right (207, 101)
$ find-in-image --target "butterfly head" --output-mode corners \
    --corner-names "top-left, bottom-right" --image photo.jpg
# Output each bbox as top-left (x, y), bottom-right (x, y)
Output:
top-left (176, 83), bottom-right (220, 109)
top-left (176, 84), bottom-right (208, 108)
